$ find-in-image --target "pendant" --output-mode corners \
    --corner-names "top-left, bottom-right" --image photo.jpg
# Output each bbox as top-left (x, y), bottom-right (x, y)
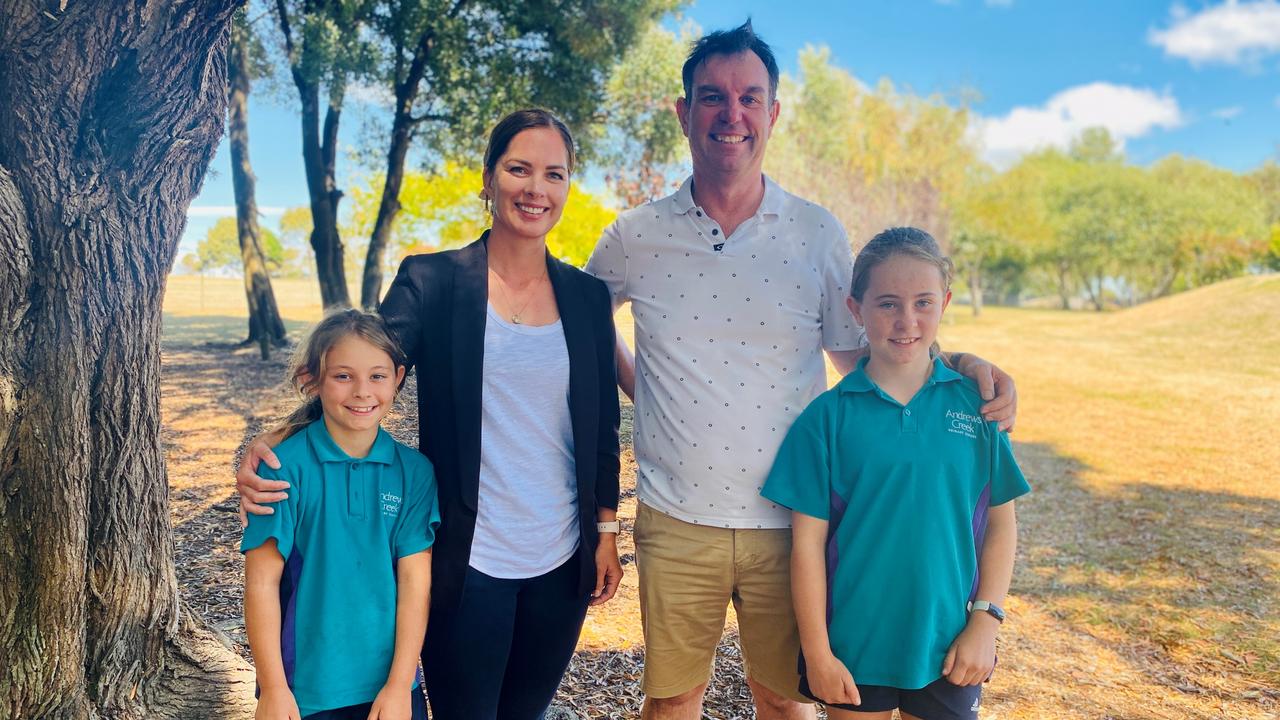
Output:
top-left (511, 313), bottom-right (522, 324)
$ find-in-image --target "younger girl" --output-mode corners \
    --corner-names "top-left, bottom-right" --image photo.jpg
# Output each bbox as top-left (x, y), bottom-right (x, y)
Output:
top-left (242, 310), bottom-right (439, 720)
top-left (762, 227), bottom-right (1029, 720)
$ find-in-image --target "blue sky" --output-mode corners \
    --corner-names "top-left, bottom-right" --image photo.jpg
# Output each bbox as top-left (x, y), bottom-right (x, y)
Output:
top-left (183, 0), bottom-right (1280, 255)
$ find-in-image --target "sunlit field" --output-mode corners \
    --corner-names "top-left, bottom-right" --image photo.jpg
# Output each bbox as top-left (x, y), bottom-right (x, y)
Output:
top-left (162, 273), bottom-right (1280, 718)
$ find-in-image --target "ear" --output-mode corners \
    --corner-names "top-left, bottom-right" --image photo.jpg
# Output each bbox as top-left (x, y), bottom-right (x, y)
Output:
top-left (675, 96), bottom-right (691, 138)
top-left (394, 365), bottom-right (406, 388)
top-left (846, 295), bottom-right (863, 327)
top-left (941, 289), bottom-right (952, 314)
top-left (768, 97), bottom-right (780, 131)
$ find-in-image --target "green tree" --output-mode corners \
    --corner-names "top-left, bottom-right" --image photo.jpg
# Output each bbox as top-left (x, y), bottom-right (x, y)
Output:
top-left (354, 0), bottom-right (682, 310)
top-left (184, 217), bottom-right (293, 275)
top-left (597, 20), bottom-right (694, 207)
top-left (766, 47), bottom-right (979, 249)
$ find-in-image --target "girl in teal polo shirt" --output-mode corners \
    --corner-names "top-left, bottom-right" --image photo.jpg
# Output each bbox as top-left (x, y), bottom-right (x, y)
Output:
top-left (763, 227), bottom-right (1029, 720)
top-left (243, 310), bottom-right (439, 720)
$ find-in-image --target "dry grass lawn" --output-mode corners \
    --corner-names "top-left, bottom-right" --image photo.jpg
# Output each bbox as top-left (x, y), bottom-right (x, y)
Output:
top-left (161, 272), bottom-right (1280, 719)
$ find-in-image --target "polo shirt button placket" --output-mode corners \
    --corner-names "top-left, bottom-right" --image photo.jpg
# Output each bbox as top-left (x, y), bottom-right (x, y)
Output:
top-left (348, 463), bottom-right (365, 519)
top-left (901, 407), bottom-right (918, 434)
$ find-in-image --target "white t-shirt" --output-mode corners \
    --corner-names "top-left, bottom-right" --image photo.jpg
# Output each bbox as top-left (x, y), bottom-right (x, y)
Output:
top-left (585, 176), bottom-right (863, 528)
top-left (468, 305), bottom-right (580, 578)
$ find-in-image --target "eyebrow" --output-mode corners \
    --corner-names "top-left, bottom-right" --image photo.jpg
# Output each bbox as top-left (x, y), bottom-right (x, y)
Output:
top-left (873, 291), bottom-right (939, 300)
top-left (696, 84), bottom-right (767, 96)
top-left (329, 364), bottom-right (394, 371)
top-left (505, 157), bottom-right (569, 172)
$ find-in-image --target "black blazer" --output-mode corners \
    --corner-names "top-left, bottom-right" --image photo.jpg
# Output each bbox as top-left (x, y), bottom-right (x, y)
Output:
top-left (380, 232), bottom-right (621, 613)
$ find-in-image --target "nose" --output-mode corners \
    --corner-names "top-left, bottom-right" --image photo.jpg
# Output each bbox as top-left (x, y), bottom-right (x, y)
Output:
top-left (719, 101), bottom-right (743, 125)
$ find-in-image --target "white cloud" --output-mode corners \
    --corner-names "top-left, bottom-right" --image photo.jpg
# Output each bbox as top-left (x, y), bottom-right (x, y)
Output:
top-left (1149, 1), bottom-right (1280, 65)
top-left (1211, 105), bottom-right (1244, 118)
top-left (977, 82), bottom-right (1184, 167)
top-left (187, 205), bottom-right (287, 218)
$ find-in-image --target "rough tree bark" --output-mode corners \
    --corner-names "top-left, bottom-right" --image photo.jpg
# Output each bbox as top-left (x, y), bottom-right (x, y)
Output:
top-left (0, 2), bottom-right (256, 718)
top-left (229, 11), bottom-right (288, 357)
top-left (276, 0), bottom-right (351, 309)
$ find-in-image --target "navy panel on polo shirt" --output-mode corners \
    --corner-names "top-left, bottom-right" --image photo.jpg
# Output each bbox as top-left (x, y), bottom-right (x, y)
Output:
top-left (763, 356), bottom-right (1029, 689)
top-left (242, 419), bottom-right (439, 717)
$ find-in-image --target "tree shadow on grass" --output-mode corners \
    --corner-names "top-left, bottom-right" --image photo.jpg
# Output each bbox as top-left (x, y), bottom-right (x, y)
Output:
top-left (1001, 440), bottom-right (1279, 715)
top-left (162, 312), bottom-right (310, 349)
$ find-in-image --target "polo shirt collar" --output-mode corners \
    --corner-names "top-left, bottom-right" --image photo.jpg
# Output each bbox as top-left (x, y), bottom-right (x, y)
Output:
top-left (306, 419), bottom-right (396, 465)
top-left (838, 355), bottom-right (963, 395)
top-left (672, 174), bottom-right (783, 220)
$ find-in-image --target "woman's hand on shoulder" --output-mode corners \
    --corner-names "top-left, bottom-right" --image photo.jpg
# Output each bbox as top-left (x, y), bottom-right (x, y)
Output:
top-left (942, 614), bottom-right (999, 686)
top-left (589, 533), bottom-right (623, 606)
top-left (255, 686), bottom-right (301, 720)
top-left (805, 651), bottom-right (861, 707)
top-left (237, 433), bottom-right (289, 526)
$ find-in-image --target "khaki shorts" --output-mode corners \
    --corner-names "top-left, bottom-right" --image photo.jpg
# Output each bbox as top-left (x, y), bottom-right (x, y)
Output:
top-left (634, 502), bottom-right (806, 701)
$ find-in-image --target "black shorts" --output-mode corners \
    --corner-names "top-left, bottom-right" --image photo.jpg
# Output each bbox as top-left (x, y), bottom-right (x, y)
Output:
top-left (301, 686), bottom-right (428, 720)
top-left (798, 654), bottom-right (982, 719)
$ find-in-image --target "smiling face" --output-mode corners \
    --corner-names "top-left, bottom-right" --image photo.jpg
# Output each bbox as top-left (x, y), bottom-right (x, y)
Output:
top-left (849, 254), bottom-right (952, 371)
top-left (316, 334), bottom-right (405, 451)
top-left (484, 125), bottom-right (571, 244)
top-left (676, 50), bottom-right (780, 183)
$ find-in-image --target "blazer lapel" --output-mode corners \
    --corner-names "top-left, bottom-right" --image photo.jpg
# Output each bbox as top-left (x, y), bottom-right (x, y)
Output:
top-left (548, 255), bottom-right (598, 502)
top-left (451, 235), bottom-right (489, 513)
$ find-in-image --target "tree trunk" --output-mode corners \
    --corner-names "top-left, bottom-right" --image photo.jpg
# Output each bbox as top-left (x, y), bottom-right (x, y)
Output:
top-left (967, 262), bottom-right (984, 317)
top-left (276, 0), bottom-right (350, 309)
top-left (360, 90), bottom-right (415, 311)
top-left (360, 29), bottom-right (434, 311)
top-left (0, 3), bottom-right (256, 718)
top-left (229, 12), bottom-right (287, 357)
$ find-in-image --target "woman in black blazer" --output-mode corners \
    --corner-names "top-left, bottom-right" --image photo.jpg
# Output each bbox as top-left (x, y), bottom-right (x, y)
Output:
top-left (378, 109), bottom-right (621, 719)
top-left (238, 109), bottom-right (621, 720)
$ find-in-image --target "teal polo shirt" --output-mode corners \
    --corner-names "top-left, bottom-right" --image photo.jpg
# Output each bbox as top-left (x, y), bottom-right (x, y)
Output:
top-left (241, 419), bottom-right (439, 717)
top-left (762, 356), bottom-right (1029, 689)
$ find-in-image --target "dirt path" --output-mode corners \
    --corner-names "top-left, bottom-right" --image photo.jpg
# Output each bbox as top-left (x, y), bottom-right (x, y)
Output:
top-left (163, 341), bottom-right (1278, 719)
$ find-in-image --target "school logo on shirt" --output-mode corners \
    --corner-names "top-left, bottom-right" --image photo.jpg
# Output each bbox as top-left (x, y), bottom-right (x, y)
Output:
top-left (945, 409), bottom-right (981, 439)
top-left (380, 492), bottom-right (402, 518)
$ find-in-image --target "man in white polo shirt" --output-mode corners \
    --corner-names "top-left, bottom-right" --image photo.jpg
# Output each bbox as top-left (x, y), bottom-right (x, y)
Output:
top-left (585, 21), bottom-right (1016, 720)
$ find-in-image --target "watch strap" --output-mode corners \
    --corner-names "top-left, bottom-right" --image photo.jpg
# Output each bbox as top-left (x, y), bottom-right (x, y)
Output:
top-left (596, 520), bottom-right (621, 534)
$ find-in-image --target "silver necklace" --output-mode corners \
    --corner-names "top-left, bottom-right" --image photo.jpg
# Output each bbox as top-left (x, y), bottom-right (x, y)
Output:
top-left (489, 267), bottom-right (546, 324)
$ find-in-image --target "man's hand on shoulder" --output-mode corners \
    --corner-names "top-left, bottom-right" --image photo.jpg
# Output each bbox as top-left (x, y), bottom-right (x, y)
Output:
top-left (237, 432), bottom-right (289, 527)
top-left (950, 352), bottom-right (1017, 432)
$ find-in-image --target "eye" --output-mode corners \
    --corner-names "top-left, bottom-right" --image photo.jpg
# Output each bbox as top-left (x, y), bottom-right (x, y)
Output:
top-left (916, 299), bottom-right (934, 309)
top-left (333, 372), bottom-right (351, 381)
top-left (548, 171), bottom-right (566, 182)
top-left (507, 165), bottom-right (528, 176)
top-left (700, 93), bottom-right (722, 104)
top-left (878, 302), bottom-right (896, 310)
top-left (742, 95), bottom-right (760, 106)
top-left (371, 372), bottom-right (388, 381)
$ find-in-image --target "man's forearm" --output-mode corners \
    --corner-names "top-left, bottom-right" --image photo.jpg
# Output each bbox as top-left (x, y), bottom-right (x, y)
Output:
top-left (614, 332), bottom-right (636, 401)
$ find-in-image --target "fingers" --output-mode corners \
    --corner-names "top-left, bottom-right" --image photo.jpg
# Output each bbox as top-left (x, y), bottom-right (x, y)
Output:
top-left (975, 363), bottom-right (996, 402)
top-left (942, 644), bottom-right (956, 677)
top-left (260, 444), bottom-right (282, 471)
top-left (981, 368), bottom-right (1018, 432)
top-left (241, 497), bottom-right (277, 519)
top-left (843, 671), bottom-right (861, 706)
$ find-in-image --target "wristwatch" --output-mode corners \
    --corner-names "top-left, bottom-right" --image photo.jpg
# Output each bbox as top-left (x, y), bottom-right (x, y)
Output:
top-left (967, 600), bottom-right (1005, 624)
top-left (596, 520), bottom-right (621, 534)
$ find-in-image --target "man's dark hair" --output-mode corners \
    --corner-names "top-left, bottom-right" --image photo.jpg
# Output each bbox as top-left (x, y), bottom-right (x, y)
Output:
top-left (681, 20), bottom-right (780, 103)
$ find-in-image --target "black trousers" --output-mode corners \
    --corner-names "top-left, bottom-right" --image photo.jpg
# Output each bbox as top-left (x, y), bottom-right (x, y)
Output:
top-left (422, 556), bottom-right (590, 720)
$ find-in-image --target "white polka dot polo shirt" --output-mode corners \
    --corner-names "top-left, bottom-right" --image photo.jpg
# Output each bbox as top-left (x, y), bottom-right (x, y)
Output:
top-left (585, 175), bottom-right (864, 528)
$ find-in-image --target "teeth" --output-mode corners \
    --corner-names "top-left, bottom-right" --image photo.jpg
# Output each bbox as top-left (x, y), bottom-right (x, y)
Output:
top-left (516, 204), bottom-right (547, 214)
top-left (712, 134), bottom-right (747, 144)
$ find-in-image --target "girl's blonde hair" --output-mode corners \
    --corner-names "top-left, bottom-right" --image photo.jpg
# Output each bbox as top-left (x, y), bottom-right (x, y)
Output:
top-left (850, 226), bottom-right (954, 302)
top-left (851, 226), bottom-right (954, 357)
top-left (274, 309), bottom-right (407, 440)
